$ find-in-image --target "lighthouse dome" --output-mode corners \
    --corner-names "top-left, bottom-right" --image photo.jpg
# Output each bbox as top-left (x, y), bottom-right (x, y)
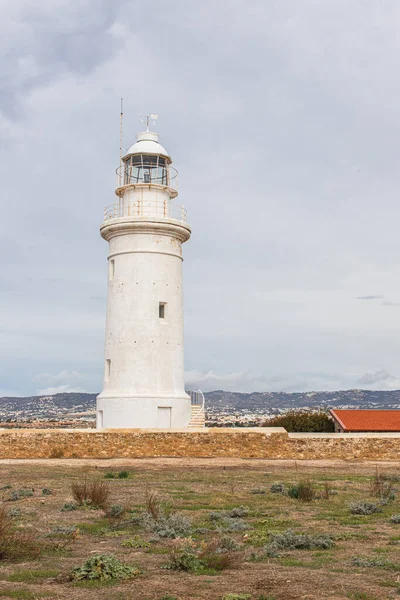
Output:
top-left (123, 131), bottom-right (170, 160)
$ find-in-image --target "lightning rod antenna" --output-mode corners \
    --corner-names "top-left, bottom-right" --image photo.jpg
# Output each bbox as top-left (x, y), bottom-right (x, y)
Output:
top-left (119, 97), bottom-right (124, 165)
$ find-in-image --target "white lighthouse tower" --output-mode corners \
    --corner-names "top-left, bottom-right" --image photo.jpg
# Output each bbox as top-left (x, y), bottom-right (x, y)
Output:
top-left (96, 117), bottom-right (195, 429)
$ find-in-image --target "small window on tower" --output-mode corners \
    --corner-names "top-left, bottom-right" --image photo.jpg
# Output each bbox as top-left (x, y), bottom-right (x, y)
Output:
top-left (109, 259), bottom-right (115, 281)
top-left (105, 359), bottom-right (111, 381)
top-left (159, 302), bottom-right (166, 319)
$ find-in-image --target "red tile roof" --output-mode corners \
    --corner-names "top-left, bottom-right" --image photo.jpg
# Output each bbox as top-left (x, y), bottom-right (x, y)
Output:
top-left (330, 409), bottom-right (400, 432)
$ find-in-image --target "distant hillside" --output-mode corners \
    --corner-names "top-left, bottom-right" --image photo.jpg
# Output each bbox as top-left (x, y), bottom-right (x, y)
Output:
top-left (0, 389), bottom-right (399, 422)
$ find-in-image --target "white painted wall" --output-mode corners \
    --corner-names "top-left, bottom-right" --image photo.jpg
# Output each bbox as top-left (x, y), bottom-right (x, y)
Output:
top-left (97, 215), bottom-right (191, 429)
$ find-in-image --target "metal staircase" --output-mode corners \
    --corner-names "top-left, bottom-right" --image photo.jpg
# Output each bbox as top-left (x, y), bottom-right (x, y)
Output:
top-left (186, 389), bottom-right (206, 428)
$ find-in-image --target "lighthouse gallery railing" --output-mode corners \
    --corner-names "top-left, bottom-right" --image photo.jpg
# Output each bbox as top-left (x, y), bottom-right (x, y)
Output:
top-left (103, 199), bottom-right (187, 223)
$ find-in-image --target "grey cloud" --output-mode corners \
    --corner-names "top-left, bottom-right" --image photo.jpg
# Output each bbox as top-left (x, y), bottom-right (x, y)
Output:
top-left (3, 0), bottom-right (400, 396)
top-left (357, 370), bottom-right (392, 385)
top-left (356, 295), bottom-right (384, 300)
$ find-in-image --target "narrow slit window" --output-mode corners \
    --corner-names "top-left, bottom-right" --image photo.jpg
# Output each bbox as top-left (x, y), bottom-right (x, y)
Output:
top-left (159, 302), bottom-right (166, 319)
top-left (109, 259), bottom-right (115, 281)
top-left (105, 359), bottom-right (111, 381)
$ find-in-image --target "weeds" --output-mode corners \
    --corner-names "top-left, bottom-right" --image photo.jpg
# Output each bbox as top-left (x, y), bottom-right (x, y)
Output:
top-left (0, 505), bottom-right (41, 560)
top-left (8, 489), bottom-right (34, 502)
top-left (270, 483), bottom-right (285, 494)
top-left (165, 537), bottom-right (242, 573)
top-left (61, 502), bottom-right (78, 512)
top-left (104, 471), bottom-right (130, 480)
top-left (121, 535), bottom-right (150, 549)
top-left (287, 480), bottom-right (316, 502)
top-left (42, 488), bottom-right (52, 496)
top-left (251, 488), bottom-right (266, 495)
top-left (7, 569), bottom-right (58, 582)
top-left (265, 529), bottom-right (334, 557)
top-left (351, 556), bottom-right (398, 569)
top-left (141, 491), bottom-right (191, 538)
top-left (349, 501), bottom-right (382, 515)
top-left (71, 476), bottom-right (110, 509)
top-left (370, 468), bottom-right (396, 502)
top-left (106, 504), bottom-right (125, 519)
top-left (45, 526), bottom-right (79, 552)
top-left (71, 554), bottom-right (140, 581)
top-left (389, 514), bottom-right (400, 523)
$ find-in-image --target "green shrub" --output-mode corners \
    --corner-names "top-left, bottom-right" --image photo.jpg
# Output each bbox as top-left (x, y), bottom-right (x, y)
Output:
top-left (270, 483), bottom-right (285, 494)
top-left (389, 514), bottom-right (400, 523)
top-left (209, 506), bottom-right (249, 521)
top-left (71, 554), bottom-right (140, 581)
top-left (42, 488), bottom-right (52, 496)
top-left (106, 504), bottom-right (125, 519)
top-left (265, 529), bottom-right (334, 557)
top-left (165, 537), bottom-right (241, 573)
top-left (104, 472), bottom-right (116, 479)
top-left (287, 480), bottom-right (316, 502)
top-left (264, 410), bottom-right (335, 432)
top-left (351, 555), bottom-right (397, 569)
top-left (216, 517), bottom-right (251, 532)
top-left (121, 536), bottom-right (150, 549)
top-left (349, 501), bottom-right (382, 515)
top-left (8, 489), bottom-right (34, 502)
top-left (61, 502), bottom-right (78, 512)
top-left (118, 471), bottom-right (130, 479)
top-left (141, 510), bottom-right (191, 539)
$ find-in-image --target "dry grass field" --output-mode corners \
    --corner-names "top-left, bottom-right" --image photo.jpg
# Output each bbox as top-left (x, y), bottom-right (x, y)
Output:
top-left (0, 458), bottom-right (399, 600)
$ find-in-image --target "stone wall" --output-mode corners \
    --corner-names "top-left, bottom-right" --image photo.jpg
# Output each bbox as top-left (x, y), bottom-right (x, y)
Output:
top-left (0, 428), bottom-right (399, 460)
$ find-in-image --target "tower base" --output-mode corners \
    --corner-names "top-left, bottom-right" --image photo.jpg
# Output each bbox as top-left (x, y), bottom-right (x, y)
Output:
top-left (96, 395), bottom-right (191, 429)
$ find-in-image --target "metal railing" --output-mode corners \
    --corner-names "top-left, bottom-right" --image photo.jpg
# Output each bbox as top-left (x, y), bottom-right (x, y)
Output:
top-left (116, 164), bottom-right (178, 191)
top-left (187, 389), bottom-right (205, 428)
top-left (103, 199), bottom-right (187, 223)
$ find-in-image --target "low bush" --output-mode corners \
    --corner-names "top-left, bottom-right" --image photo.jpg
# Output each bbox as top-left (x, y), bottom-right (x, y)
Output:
top-left (209, 506), bottom-right (249, 521)
top-left (0, 505), bottom-right (41, 560)
top-left (166, 537), bottom-right (242, 573)
top-left (216, 517), bottom-right (251, 532)
top-left (104, 471), bottom-right (130, 480)
top-left (61, 503), bottom-right (78, 512)
top-left (287, 480), bottom-right (316, 502)
top-left (370, 469), bottom-right (396, 502)
top-left (121, 535), bottom-right (150, 549)
top-left (71, 477), bottom-right (110, 509)
top-left (349, 501), bottom-right (382, 515)
top-left (221, 595), bottom-right (251, 600)
top-left (264, 410), bottom-right (335, 432)
top-left (45, 526), bottom-right (79, 551)
top-left (106, 504), bottom-right (125, 519)
top-left (71, 553), bottom-right (140, 581)
top-left (8, 489), bottom-right (34, 502)
top-left (351, 555), bottom-right (397, 569)
top-left (251, 488), bottom-right (266, 495)
top-left (270, 483), bottom-right (285, 494)
top-left (389, 514), bottom-right (400, 524)
top-left (42, 488), bottom-right (52, 496)
top-left (141, 509), bottom-right (192, 539)
top-left (265, 529), bottom-right (334, 557)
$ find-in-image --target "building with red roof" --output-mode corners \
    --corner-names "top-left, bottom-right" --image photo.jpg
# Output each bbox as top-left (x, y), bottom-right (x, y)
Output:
top-left (330, 409), bottom-right (400, 433)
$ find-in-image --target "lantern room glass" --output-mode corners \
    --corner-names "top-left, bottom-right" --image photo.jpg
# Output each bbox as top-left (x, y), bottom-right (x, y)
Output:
top-left (123, 155), bottom-right (168, 186)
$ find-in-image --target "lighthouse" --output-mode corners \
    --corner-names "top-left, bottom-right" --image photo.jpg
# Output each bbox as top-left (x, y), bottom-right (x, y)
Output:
top-left (96, 117), bottom-right (194, 429)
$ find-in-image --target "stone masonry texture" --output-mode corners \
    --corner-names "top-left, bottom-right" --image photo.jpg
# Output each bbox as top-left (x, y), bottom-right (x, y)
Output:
top-left (0, 429), bottom-right (399, 459)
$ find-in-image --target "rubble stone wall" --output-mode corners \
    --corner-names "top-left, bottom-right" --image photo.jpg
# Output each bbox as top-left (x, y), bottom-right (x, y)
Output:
top-left (0, 428), bottom-right (399, 459)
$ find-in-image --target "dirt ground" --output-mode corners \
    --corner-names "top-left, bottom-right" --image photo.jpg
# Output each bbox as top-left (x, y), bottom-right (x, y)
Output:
top-left (0, 458), bottom-right (399, 600)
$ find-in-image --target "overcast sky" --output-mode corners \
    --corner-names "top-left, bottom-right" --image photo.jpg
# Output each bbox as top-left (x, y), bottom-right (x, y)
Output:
top-left (2, 0), bottom-right (400, 397)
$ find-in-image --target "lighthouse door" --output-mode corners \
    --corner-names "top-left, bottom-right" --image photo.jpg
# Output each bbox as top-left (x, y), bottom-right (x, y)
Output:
top-left (157, 407), bottom-right (172, 428)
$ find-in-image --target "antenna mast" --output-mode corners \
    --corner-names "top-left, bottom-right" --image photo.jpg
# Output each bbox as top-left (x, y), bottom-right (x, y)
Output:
top-left (119, 98), bottom-right (124, 165)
